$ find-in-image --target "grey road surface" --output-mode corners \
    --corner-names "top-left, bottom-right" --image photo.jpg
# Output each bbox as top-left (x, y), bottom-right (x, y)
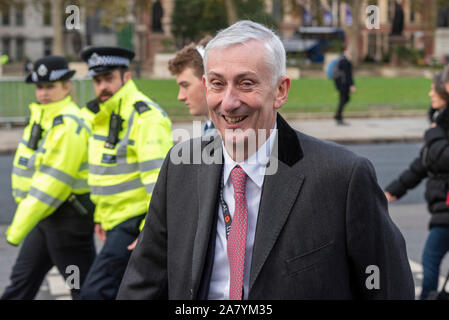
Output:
top-left (1, 142), bottom-right (448, 299)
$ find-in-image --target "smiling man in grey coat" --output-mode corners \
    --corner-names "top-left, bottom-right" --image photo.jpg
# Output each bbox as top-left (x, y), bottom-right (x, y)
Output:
top-left (117, 20), bottom-right (414, 300)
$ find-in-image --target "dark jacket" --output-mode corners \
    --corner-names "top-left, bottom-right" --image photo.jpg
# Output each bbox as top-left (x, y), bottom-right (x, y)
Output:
top-left (117, 114), bottom-right (414, 300)
top-left (386, 105), bottom-right (449, 228)
top-left (334, 55), bottom-right (354, 92)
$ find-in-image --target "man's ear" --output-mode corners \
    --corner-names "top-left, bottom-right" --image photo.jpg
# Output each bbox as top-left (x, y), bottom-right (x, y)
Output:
top-left (202, 75), bottom-right (208, 93)
top-left (273, 76), bottom-right (291, 110)
top-left (63, 81), bottom-right (72, 94)
top-left (123, 71), bottom-right (132, 83)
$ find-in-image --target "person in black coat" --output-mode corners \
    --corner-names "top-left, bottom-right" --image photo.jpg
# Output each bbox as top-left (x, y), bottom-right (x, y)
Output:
top-left (333, 48), bottom-right (356, 125)
top-left (385, 72), bottom-right (449, 300)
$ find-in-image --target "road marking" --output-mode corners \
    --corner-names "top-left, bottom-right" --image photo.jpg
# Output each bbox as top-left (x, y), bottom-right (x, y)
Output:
top-left (46, 267), bottom-right (71, 300)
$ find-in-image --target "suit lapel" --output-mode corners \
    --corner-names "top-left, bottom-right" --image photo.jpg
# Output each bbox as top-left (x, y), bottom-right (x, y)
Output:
top-left (191, 135), bottom-right (223, 298)
top-left (249, 114), bottom-right (305, 292)
top-left (190, 114), bottom-right (305, 297)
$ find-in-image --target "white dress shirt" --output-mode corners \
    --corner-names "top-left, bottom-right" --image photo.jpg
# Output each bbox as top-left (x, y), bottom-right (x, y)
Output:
top-left (208, 122), bottom-right (277, 300)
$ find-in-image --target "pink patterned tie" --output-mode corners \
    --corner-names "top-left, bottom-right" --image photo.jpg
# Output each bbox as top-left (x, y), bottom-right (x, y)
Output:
top-left (228, 165), bottom-right (248, 300)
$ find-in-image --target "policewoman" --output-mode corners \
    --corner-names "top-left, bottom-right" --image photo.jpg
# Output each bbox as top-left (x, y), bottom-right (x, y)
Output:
top-left (79, 47), bottom-right (173, 300)
top-left (1, 56), bottom-right (95, 300)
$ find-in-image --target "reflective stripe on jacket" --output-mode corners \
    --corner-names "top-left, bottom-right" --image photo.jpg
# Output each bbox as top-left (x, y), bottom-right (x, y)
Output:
top-left (81, 79), bottom-right (173, 230)
top-left (7, 96), bottom-right (90, 245)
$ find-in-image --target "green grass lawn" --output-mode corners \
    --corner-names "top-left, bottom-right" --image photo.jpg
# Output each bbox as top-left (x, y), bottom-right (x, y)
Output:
top-left (284, 77), bottom-right (432, 113)
top-left (0, 77), bottom-right (432, 119)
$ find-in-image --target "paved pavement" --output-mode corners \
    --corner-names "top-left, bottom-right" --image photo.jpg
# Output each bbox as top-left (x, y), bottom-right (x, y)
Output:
top-left (0, 113), bottom-right (429, 155)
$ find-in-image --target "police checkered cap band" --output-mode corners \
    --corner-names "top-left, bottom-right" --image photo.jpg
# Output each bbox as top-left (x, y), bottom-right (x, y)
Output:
top-left (88, 54), bottom-right (130, 68)
top-left (49, 69), bottom-right (70, 81)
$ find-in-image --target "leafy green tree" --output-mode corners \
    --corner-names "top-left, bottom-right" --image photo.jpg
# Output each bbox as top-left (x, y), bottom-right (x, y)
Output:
top-left (234, 0), bottom-right (276, 29)
top-left (171, 0), bottom-right (206, 46)
top-left (199, 0), bottom-right (228, 36)
top-left (171, 0), bottom-right (276, 47)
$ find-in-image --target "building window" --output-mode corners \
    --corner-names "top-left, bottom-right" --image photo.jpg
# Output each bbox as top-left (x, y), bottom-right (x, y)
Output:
top-left (2, 38), bottom-right (11, 57)
top-left (410, 6), bottom-right (415, 23)
top-left (1, 4), bottom-right (10, 25)
top-left (388, 0), bottom-right (396, 23)
top-left (43, 38), bottom-right (52, 56)
top-left (15, 3), bottom-right (24, 26)
top-left (336, 0), bottom-right (341, 27)
top-left (16, 38), bottom-right (24, 61)
top-left (43, 1), bottom-right (51, 26)
top-left (272, 0), bottom-right (283, 23)
top-left (380, 33), bottom-right (385, 57)
top-left (367, 33), bottom-right (377, 59)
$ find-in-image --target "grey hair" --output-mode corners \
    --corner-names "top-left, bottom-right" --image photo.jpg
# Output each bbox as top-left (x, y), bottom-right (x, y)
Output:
top-left (203, 20), bottom-right (286, 86)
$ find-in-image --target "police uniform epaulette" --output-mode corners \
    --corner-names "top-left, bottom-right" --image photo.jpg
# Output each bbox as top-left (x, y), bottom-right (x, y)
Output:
top-left (133, 101), bottom-right (152, 114)
top-left (86, 99), bottom-right (100, 114)
top-left (53, 115), bottom-right (64, 127)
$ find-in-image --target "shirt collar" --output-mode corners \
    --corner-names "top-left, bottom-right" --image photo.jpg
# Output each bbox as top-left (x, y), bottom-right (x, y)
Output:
top-left (222, 121), bottom-right (277, 188)
top-left (203, 118), bottom-right (214, 130)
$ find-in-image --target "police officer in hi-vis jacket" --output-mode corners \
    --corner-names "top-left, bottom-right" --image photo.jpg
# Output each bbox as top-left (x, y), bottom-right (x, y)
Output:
top-left (79, 47), bottom-right (173, 300)
top-left (2, 56), bottom-right (95, 300)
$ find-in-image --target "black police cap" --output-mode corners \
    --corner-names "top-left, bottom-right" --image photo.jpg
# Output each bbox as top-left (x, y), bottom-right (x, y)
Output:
top-left (25, 56), bottom-right (75, 84)
top-left (80, 46), bottom-right (135, 77)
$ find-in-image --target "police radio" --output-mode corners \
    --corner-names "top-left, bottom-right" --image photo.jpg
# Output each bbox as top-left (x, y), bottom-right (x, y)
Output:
top-left (27, 122), bottom-right (43, 150)
top-left (105, 99), bottom-right (123, 149)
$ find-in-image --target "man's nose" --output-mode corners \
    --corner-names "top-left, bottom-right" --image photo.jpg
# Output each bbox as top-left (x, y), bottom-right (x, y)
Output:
top-left (97, 80), bottom-right (108, 92)
top-left (177, 89), bottom-right (186, 101)
top-left (221, 85), bottom-right (241, 112)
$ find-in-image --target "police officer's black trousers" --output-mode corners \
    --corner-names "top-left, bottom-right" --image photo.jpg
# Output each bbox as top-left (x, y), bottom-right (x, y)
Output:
top-left (1, 194), bottom-right (95, 300)
top-left (80, 214), bottom-right (145, 300)
top-left (335, 89), bottom-right (350, 121)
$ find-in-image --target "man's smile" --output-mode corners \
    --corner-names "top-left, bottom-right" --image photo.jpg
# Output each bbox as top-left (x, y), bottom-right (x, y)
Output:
top-left (223, 115), bottom-right (248, 125)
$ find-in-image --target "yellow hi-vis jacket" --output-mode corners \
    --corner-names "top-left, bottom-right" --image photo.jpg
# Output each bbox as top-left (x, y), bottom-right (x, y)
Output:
top-left (81, 79), bottom-right (173, 231)
top-left (7, 96), bottom-right (90, 245)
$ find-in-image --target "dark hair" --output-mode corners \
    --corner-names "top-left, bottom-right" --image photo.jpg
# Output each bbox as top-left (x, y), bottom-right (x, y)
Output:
top-left (118, 66), bottom-right (129, 78)
top-left (433, 72), bottom-right (449, 102)
top-left (443, 64), bottom-right (449, 84)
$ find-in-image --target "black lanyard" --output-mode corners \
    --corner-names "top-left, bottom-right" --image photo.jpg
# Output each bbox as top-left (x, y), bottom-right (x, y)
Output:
top-left (219, 174), bottom-right (232, 240)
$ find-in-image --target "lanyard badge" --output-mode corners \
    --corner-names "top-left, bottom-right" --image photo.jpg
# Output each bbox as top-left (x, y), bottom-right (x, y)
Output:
top-left (220, 177), bottom-right (233, 239)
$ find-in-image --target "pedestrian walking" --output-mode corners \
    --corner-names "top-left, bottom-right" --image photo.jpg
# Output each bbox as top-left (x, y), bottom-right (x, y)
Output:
top-left (168, 36), bottom-right (216, 137)
top-left (2, 56), bottom-right (95, 300)
top-left (79, 46), bottom-right (173, 300)
top-left (385, 72), bottom-right (449, 300)
top-left (333, 47), bottom-right (356, 125)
